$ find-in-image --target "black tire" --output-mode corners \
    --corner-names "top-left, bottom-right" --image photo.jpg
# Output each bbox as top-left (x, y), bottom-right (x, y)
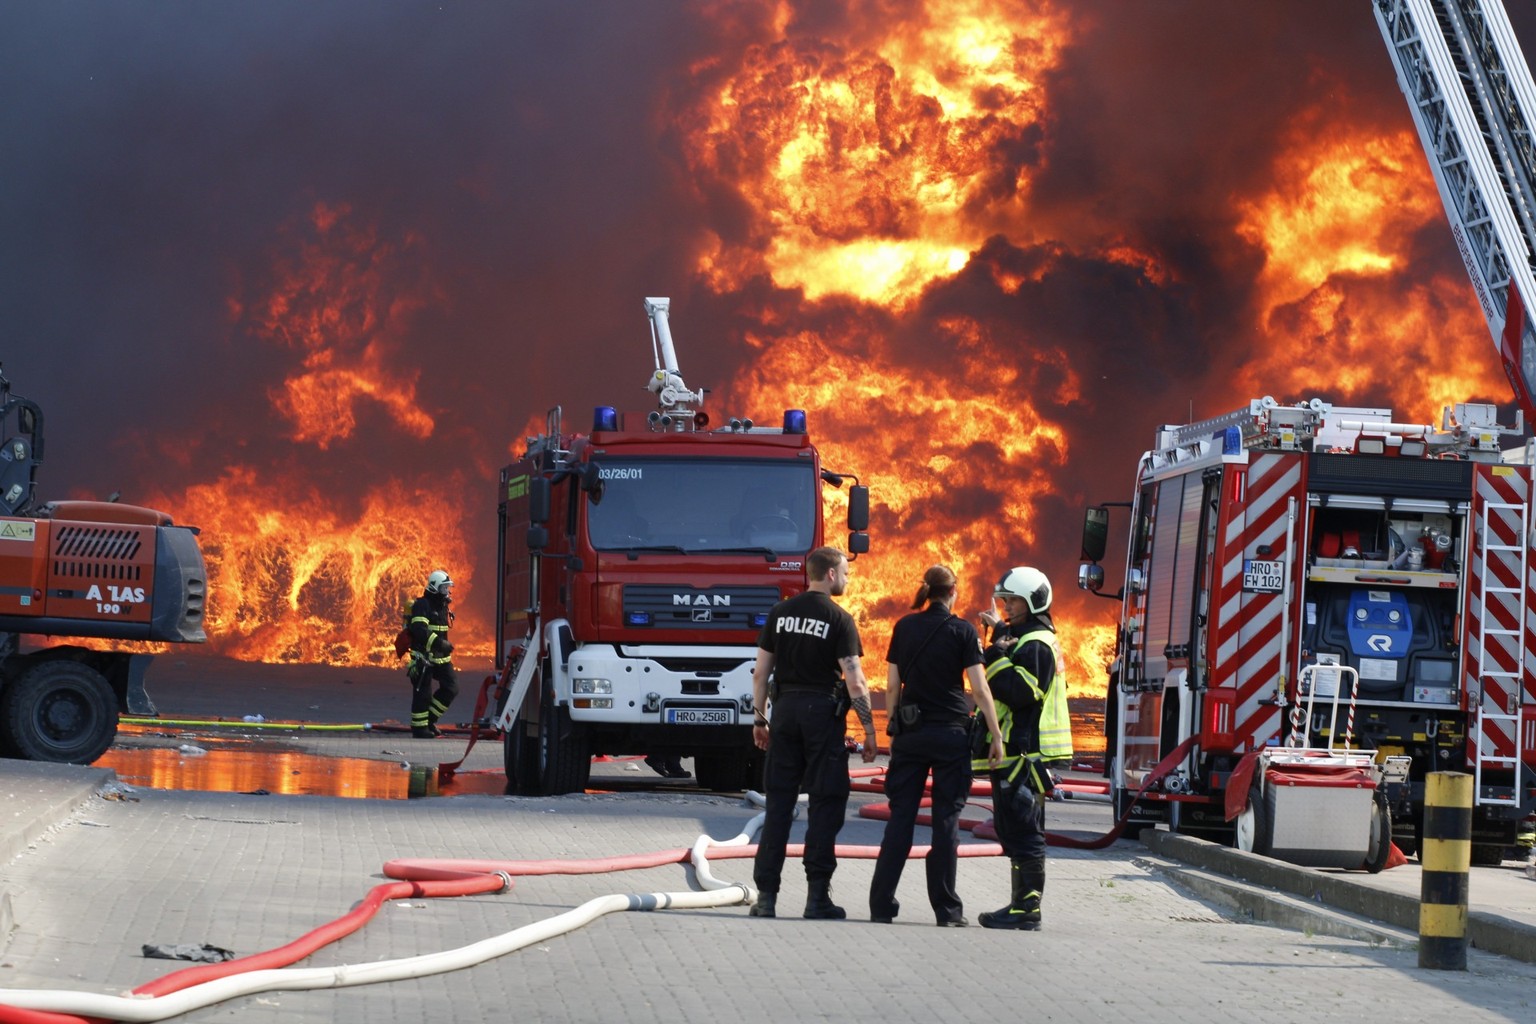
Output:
top-left (536, 698), bottom-right (591, 795)
top-left (1113, 787), bottom-right (1154, 840)
top-left (1363, 795), bottom-right (1393, 873)
top-left (1471, 843), bottom-right (1508, 867)
top-left (503, 719), bottom-right (539, 795)
top-left (1235, 783), bottom-right (1272, 857)
top-left (502, 664), bottom-right (542, 796)
top-left (695, 746), bottom-right (764, 792)
top-left (2, 660), bottom-right (117, 764)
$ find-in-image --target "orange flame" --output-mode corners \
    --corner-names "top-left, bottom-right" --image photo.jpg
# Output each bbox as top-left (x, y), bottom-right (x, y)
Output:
top-left (1233, 113), bottom-right (1505, 409)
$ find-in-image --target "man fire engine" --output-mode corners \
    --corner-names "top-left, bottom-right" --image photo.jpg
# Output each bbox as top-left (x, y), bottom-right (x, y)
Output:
top-left (491, 298), bottom-right (870, 795)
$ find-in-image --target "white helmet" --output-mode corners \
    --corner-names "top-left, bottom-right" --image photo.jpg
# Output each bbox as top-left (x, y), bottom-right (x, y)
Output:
top-left (426, 570), bottom-right (453, 595)
top-left (994, 566), bottom-right (1051, 615)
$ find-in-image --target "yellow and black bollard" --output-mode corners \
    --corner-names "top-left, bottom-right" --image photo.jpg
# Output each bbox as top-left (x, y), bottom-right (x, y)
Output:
top-left (1418, 771), bottom-right (1472, 970)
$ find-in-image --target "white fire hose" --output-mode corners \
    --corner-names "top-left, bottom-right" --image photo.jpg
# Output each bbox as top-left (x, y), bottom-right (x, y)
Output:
top-left (0, 797), bottom-right (805, 1022)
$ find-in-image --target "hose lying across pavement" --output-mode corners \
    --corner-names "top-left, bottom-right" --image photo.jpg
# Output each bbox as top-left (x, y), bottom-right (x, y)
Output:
top-left (0, 756), bottom-right (1165, 1022)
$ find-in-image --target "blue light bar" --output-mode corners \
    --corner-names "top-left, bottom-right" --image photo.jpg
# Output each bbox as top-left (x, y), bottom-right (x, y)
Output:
top-left (594, 406), bottom-right (619, 431)
top-left (783, 409), bottom-right (807, 434)
top-left (626, 612), bottom-right (652, 626)
top-left (1220, 426), bottom-right (1242, 455)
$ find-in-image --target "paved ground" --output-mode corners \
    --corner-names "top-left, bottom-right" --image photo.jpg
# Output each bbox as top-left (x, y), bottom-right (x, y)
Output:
top-left (4, 655), bottom-right (1536, 1022)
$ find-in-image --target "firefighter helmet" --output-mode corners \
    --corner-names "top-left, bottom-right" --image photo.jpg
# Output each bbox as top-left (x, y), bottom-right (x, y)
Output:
top-left (994, 566), bottom-right (1051, 615)
top-left (426, 570), bottom-right (453, 595)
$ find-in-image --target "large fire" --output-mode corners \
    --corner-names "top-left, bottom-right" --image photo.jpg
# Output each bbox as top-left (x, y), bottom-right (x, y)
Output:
top-left (129, 1), bottom-right (1512, 709)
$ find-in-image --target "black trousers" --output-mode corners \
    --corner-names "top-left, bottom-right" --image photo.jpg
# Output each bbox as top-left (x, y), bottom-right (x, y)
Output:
top-left (753, 690), bottom-right (852, 893)
top-left (990, 764), bottom-right (1047, 862)
top-left (409, 661), bottom-right (459, 727)
top-left (868, 721), bottom-right (972, 922)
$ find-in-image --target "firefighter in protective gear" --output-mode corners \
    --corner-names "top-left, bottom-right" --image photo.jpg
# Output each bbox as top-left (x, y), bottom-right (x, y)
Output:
top-left (974, 566), bottom-right (1072, 930)
top-left (407, 570), bottom-right (460, 738)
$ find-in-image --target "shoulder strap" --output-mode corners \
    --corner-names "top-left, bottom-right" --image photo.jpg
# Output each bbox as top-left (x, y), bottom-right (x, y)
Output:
top-left (897, 614), bottom-right (957, 700)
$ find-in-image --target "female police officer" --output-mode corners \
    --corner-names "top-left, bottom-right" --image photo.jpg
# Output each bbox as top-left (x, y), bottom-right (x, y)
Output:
top-left (869, 565), bottom-right (1003, 926)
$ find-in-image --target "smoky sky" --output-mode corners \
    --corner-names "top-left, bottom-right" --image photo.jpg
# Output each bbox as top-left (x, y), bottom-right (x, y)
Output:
top-left (3, 1), bottom-right (1535, 648)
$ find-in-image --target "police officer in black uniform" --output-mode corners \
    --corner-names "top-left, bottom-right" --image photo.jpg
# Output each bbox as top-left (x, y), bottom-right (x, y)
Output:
top-left (749, 546), bottom-right (878, 920)
top-left (406, 569), bottom-right (459, 738)
top-left (869, 565), bottom-right (1003, 926)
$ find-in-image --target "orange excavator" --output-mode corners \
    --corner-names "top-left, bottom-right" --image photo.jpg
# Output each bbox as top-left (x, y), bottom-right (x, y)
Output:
top-left (0, 367), bottom-right (207, 763)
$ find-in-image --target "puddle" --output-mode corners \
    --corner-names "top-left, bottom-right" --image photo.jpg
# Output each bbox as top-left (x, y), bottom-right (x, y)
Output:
top-left (97, 741), bottom-right (509, 800)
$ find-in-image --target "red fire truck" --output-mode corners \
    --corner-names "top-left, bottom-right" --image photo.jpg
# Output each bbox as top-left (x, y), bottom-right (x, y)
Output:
top-left (1080, 398), bottom-right (1530, 866)
top-left (491, 298), bottom-right (869, 795)
top-left (1077, 0), bottom-right (1536, 867)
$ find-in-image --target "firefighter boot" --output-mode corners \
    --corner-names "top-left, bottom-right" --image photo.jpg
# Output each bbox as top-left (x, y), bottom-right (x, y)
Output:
top-left (749, 892), bottom-right (777, 918)
top-left (979, 859), bottom-right (1044, 931)
top-left (803, 882), bottom-right (847, 920)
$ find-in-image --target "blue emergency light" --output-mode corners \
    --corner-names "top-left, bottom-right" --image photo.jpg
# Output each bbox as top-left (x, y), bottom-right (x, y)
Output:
top-left (783, 409), bottom-right (807, 434)
top-left (626, 612), bottom-right (652, 627)
top-left (752, 613), bottom-right (768, 628)
top-left (1221, 426), bottom-right (1242, 455)
top-left (594, 406), bottom-right (619, 432)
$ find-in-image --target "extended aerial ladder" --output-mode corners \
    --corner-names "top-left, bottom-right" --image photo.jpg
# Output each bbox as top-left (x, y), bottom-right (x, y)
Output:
top-left (1374, 0), bottom-right (1536, 421)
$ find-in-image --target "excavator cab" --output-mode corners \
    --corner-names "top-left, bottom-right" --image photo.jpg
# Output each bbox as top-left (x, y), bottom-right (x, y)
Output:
top-left (0, 367), bottom-right (43, 516)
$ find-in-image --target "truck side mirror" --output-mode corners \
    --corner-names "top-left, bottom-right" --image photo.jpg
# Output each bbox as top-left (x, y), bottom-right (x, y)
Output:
top-left (848, 531), bottom-right (870, 555)
top-left (847, 485), bottom-right (870, 532)
top-left (580, 462), bottom-right (605, 504)
top-left (1078, 562), bottom-right (1104, 593)
top-left (1081, 506), bottom-right (1109, 563)
top-left (529, 476), bottom-right (551, 525)
top-left (526, 525), bottom-right (549, 552)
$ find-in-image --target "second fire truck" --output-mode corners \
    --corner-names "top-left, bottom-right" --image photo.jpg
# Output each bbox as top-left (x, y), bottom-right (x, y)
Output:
top-left (491, 298), bottom-right (870, 795)
top-left (1079, 0), bottom-right (1536, 866)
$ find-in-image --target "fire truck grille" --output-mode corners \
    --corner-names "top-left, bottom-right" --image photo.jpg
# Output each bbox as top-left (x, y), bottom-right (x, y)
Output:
top-left (624, 584), bottom-right (779, 631)
top-left (51, 525), bottom-right (145, 581)
top-left (649, 656), bottom-right (753, 674)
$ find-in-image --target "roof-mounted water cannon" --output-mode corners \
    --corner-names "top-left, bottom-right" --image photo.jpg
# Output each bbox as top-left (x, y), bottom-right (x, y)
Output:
top-left (1442, 402), bottom-right (1525, 454)
top-left (643, 297), bottom-right (707, 427)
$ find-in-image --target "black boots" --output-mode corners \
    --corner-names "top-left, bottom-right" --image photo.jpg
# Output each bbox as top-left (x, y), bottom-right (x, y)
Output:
top-left (752, 885), bottom-right (846, 920)
top-left (979, 858), bottom-right (1044, 931)
top-left (803, 882), bottom-right (847, 920)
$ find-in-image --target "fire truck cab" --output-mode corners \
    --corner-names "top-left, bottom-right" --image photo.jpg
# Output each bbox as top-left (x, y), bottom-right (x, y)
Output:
top-left (492, 299), bottom-right (869, 795)
top-left (1082, 398), bottom-right (1534, 866)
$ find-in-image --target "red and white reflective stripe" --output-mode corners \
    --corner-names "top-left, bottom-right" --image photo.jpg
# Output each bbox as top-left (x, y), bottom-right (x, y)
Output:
top-left (1211, 453), bottom-right (1301, 753)
top-left (1467, 464), bottom-right (1534, 760)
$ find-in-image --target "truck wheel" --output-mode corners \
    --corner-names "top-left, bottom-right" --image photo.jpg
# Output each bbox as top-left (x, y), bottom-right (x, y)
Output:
top-left (503, 720), bottom-right (539, 796)
top-left (1471, 843), bottom-right (1508, 867)
top-left (2, 660), bottom-right (117, 764)
top-left (695, 747), bottom-right (763, 792)
top-left (1363, 795), bottom-right (1393, 873)
top-left (537, 701), bottom-right (591, 795)
top-left (1113, 788), bottom-right (1153, 840)
top-left (1234, 784), bottom-right (1272, 857)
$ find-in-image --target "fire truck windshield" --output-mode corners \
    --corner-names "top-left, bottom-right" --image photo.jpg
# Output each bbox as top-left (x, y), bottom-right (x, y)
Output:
top-left (587, 457), bottom-right (815, 553)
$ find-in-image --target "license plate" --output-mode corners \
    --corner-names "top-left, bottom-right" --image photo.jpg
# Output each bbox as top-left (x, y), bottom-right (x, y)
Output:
top-left (664, 707), bottom-right (735, 725)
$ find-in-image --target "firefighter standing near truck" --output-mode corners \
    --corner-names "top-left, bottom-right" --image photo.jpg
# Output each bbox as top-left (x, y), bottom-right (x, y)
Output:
top-left (749, 546), bottom-right (879, 920)
top-left (407, 570), bottom-right (460, 738)
top-left (974, 566), bottom-right (1072, 930)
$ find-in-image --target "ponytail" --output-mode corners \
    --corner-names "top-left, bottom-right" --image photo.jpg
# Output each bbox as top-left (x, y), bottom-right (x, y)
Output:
top-left (912, 565), bottom-right (958, 609)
